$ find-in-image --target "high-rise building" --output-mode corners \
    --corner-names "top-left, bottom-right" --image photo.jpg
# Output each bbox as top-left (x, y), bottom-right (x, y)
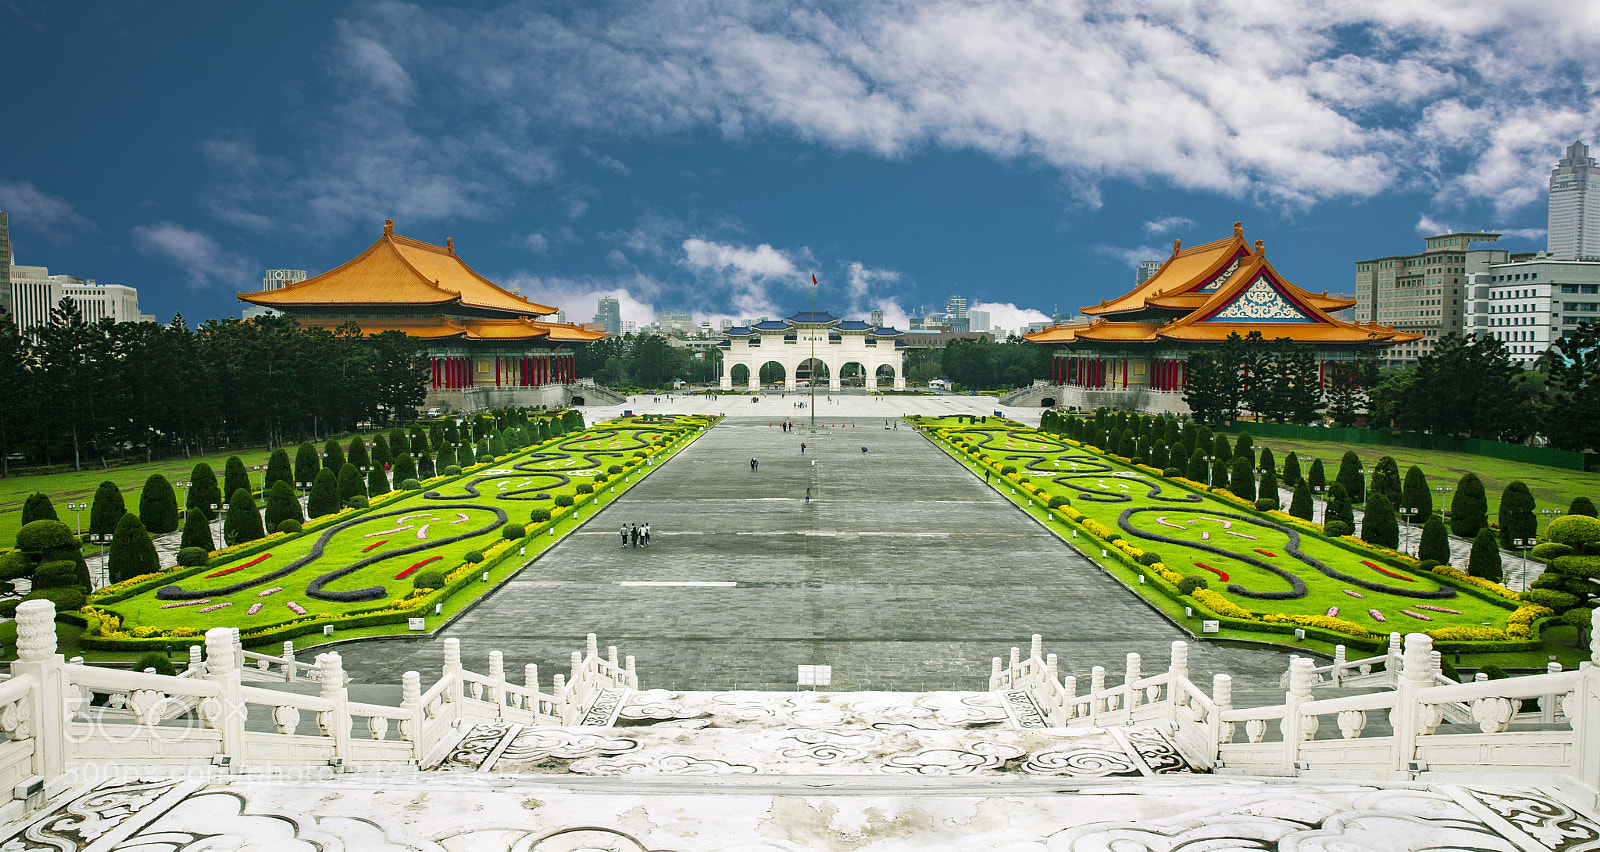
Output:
top-left (594, 296), bottom-right (621, 336)
top-left (244, 269), bottom-right (307, 319)
top-left (946, 295), bottom-right (967, 319)
top-left (0, 212), bottom-right (11, 319)
top-left (1464, 254), bottom-right (1600, 368)
top-left (657, 310), bottom-right (697, 337)
top-left (1354, 232), bottom-right (1497, 366)
top-left (1136, 259), bottom-right (1162, 284)
top-left (870, 310), bottom-right (883, 327)
top-left (556, 309), bottom-right (566, 325)
top-left (966, 309), bottom-right (990, 333)
top-left (8, 264), bottom-right (151, 332)
top-left (1549, 139), bottom-right (1600, 260)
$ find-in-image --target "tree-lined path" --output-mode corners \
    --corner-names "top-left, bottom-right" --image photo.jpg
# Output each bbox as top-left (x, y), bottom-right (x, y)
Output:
top-left (335, 416), bottom-right (1296, 690)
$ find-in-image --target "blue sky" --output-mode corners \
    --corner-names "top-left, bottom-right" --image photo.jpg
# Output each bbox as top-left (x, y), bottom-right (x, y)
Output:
top-left (3, 1), bottom-right (1596, 333)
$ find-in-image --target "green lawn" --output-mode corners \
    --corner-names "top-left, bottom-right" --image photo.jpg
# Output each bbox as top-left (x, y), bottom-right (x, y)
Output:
top-left (1224, 430), bottom-right (1599, 536)
top-left (916, 416), bottom-right (1520, 643)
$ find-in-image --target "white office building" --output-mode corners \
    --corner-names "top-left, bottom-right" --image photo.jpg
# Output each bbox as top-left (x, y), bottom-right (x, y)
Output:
top-left (1136, 259), bottom-right (1162, 284)
top-left (1464, 255), bottom-right (1600, 367)
top-left (1549, 139), bottom-right (1600, 261)
top-left (0, 212), bottom-right (11, 318)
top-left (8, 264), bottom-right (152, 332)
top-left (243, 269), bottom-right (307, 319)
top-left (966, 309), bottom-right (990, 333)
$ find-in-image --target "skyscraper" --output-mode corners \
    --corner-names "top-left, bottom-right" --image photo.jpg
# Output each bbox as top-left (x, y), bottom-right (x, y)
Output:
top-left (966, 309), bottom-right (990, 333)
top-left (870, 309), bottom-right (883, 327)
top-left (1549, 139), bottom-right (1600, 260)
top-left (945, 295), bottom-right (968, 332)
top-left (1136, 259), bottom-right (1162, 284)
top-left (594, 296), bottom-right (621, 336)
top-left (0, 211), bottom-right (11, 318)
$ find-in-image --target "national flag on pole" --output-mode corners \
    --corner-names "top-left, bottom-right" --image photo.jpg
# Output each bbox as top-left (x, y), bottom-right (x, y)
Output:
top-left (812, 274), bottom-right (818, 286)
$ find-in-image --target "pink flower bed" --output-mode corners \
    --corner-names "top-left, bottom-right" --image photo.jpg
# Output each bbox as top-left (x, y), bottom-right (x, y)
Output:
top-left (1325, 607), bottom-right (1338, 617)
top-left (286, 601), bottom-right (307, 615)
top-left (161, 599), bottom-right (211, 609)
top-left (198, 602), bottom-right (232, 613)
top-left (257, 586), bottom-right (283, 597)
top-left (1401, 609), bottom-right (1433, 621)
top-left (1414, 604), bottom-right (1462, 615)
top-left (1342, 589), bottom-right (1366, 598)
top-left (247, 603), bottom-right (262, 615)
top-left (1368, 609), bottom-right (1386, 623)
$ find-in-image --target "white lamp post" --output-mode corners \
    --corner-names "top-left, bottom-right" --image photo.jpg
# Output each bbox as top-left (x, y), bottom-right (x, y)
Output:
top-left (67, 502), bottom-right (88, 537)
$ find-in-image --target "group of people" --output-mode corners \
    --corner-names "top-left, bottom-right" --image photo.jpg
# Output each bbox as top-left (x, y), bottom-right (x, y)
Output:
top-left (620, 522), bottom-right (652, 547)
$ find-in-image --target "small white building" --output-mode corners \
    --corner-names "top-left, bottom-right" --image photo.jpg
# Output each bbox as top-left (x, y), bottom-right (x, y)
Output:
top-left (719, 311), bottom-right (906, 391)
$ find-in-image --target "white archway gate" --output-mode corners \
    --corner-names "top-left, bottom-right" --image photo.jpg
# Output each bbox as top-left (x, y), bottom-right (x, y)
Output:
top-left (719, 312), bottom-right (906, 391)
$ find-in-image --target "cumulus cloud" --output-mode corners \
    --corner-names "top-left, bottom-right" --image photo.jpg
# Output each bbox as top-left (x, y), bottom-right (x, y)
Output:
top-left (842, 261), bottom-right (909, 326)
top-left (131, 222), bottom-right (254, 291)
top-left (501, 271), bottom-right (662, 328)
top-left (0, 181), bottom-right (95, 243)
top-left (680, 237), bottom-right (808, 318)
top-left (970, 301), bottom-right (1051, 336)
top-left (1416, 214), bottom-right (1545, 242)
top-left (524, 232), bottom-right (549, 253)
top-left (1093, 243), bottom-right (1167, 269)
top-left (1142, 216), bottom-right (1195, 237)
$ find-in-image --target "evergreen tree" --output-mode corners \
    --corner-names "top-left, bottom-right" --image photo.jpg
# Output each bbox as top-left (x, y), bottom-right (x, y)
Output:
top-left (1307, 458), bottom-right (1326, 492)
top-left (337, 463), bottom-right (364, 504)
top-left (1418, 516), bottom-right (1451, 565)
top-left (179, 507), bottom-right (214, 552)
top-left (88, 480), bottom-right (127, 538)
top-left (1497, 481), bottom-right (1537, 549)
top-left (410, 425), bottom-right (429, 455)
top-left (107, 512), bottom-right (160, 584)
top-left (20, 493), bottom-right (59, 527)
top-left (1148, 440), bottom-right (1169, 471)
top-left (1233, 432), bottom-right (1254, 468)
top-left (368, 464), bottom-right (391, 496)
top-left (1258, 446), bottom-right (1275, 474)
top-left (263, 448), bottom-right (292, 493)
top-left (1400, 466), bottom-right (1433, 525)
top-left (389, 428), bottom-right (409, 458)
top-left (392, 452), bottom-right (418, 484)
top-left (323, 439), bottom-right (346, 473)
top-left (1570, 496), bottom-right (1598, 517)
top-left (417, 449), bottom-right (435, 479)
top-left (1186, 451), bottom-right (1209, 483)
top-left (1211, 434), bottom-right (1232, 469)
top-left (1451, 473), bottom-right (1489, 538)
top-left (1163, 417), bottom-right (1180, 445)
top-left (1327, 483), bottom-right (1356, 530)
top-left (1289, 482), bottom-right (1314, 521)
top-left (138, 474), bottom-right (180, 534)
top-left (1361, 492), bottom-right (1400, 549)
top-left (1258, 463), bottom-right (1279, 509)
top-left (294, 442), bottom-right (321, 488)
top-left (1169, 444), bottom-right (1189, 475)
top-left (222, 487), bottom-right (265, 546)
top-left (348, 436), bottom-right (370, 471)
top-left (1467, 528), bottom-right (1503, 581)
top-left (307, 468), bottom-right (340, 518)
top-left (429, 422), bottom-right (445, 450)
top-left (263, 480), bottom-right (304, 531)
top-left (1369, 456), bottom-right (1401, 508)
top-left (224, 456), bottom-right (250, 499)
top-left (1229, 456), bottom-right (1257, 502)
top-left (1335, 451), bottom-right (1365, 503)
top-left (1282, 452), bottom-right (1302, 486)
top-left (371, 435), bottom-right (392, 469)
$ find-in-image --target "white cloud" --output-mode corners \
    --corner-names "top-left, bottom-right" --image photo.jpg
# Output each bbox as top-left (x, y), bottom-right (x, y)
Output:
top-left (524, 232), bottom-right (549, 253)
top-left (501, 271), bottom-right (661, 328)
top-left (970, 301), bottom-right (1051, 335)
top-left (681, 237), bottom-right (807, 318)
top-left (1495, 227), bottom-right (1547, 241)
top-left (0, 181), bottom-right (95, 243)
top-left (1093, 243), bottom-right (1167, 268)
top-left (842, 261), bottom-right (908, 326)
top-left (131, 222), bottom-right (254, 292)
top-left (1416, 214), bottom-right (1546, 242)
top-left (1142, 216), bottom-right (1195, 237)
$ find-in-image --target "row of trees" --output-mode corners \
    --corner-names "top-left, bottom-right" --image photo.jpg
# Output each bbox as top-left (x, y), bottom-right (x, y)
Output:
top-left (903, 336), bottom-right (1049, 390)
top-left (0, 304), bottom-right (430, 473)
top-left (575, 333), bottom-right (723, 389)
top-left (1182, 332), bottom-right (1372, 426)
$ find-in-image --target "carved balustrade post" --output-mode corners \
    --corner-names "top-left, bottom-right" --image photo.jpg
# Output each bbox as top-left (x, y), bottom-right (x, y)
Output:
top-left (990, 657), bottom-right (1003, 691)
top-left (1168, 642), bottom-right (1189, 719)
top-left (1543, 661), bottom-right (1562, 724)
top-left (1030, 634), bottom-right (1043, 666)
top-left (1213, 673), bottom-right (1234, 750)
top-left (1010, 646), bottom-right (1022, 683)
top-left (1385, 632), bottom-right (1403, 685)
top-left (1574, 609), bottom-right (1600, 789)
top-left (282, 641), bottom-right (297, 682)
top-left (1332, 645), bottom-right (1346, 687)
top-left (399, 671), bottom-right (422, 753)
top-left (317, 652), bottom-right (351, 765)
top-left (1089, 666), bottom-right (1106, 724)
top-left (203, 627), bottom-right (246, 765)
top-left (441, 638), bottom-right (463, 707)
top-left (187, 645), bottom-right (204, 675)
top-left (1391, 632), bottom-right (1434, 773)
top-left (1061, 675), bottom-right (1077, 726)
top-left (1281, 657), bottom-right (1317, 772)
top-left (11, 601), bottom-right (66, 784)
top-left (487, 651), bottom-right (506, 712)
top-left (625, 656), bottom-right (637, 689)
top-left (1125, 653), bottom-right (1141, 711)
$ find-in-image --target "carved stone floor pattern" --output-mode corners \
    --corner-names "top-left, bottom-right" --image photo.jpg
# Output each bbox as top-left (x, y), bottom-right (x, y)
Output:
top-left (8, 774), bottom-right (1600, 851)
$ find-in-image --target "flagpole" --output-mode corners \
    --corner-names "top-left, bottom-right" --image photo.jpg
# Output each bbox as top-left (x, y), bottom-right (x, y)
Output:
top-left (809, 274), bottom-right (817, 428)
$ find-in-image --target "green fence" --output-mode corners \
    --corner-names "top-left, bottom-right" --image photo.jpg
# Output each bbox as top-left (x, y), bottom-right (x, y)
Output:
top-left (1227, 421), bottom-right (1588, 471)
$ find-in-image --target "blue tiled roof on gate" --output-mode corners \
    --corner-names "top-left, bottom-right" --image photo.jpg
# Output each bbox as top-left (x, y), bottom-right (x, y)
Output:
top-left (752, 320), bottom-right (789, 330)
top-left (787, 311), bottom-right (839, 324)
top-left (723, 326), bottom-right (754, 336)
top-left (835, 320), bottom-right (873, 331)
top-left (872, 326), bottom-right (904, 336)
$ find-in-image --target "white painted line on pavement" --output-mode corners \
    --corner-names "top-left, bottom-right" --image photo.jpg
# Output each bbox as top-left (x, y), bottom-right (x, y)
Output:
top-left (617, 581), bottom-right (738, 587)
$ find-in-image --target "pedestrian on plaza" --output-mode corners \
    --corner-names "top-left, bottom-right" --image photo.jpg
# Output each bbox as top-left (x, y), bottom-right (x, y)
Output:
top-left (861, 446), bottom-right (867, 455)
top-left (620, 523), bottom-right (629, 548)
top-left (805, 487), bottom-right (811, 504)
top-left (800, 443), bottom-right (806, 454)
top-left (630, 523), bottom-right (640, 547)
top-left (642, 523), bottom-right (651, 546)
top-left (751, 458), bottom-right (759, 472)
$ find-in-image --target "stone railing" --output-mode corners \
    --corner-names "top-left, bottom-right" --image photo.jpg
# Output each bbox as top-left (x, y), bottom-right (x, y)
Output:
top-left (996, 608), bottom-right (1600, 786)
top-left (2, 602), bottom-right (638, 799)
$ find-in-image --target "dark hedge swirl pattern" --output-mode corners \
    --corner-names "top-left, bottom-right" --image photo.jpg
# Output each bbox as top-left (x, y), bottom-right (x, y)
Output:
top-left (961, 429), bottom-right (1201, 506)
top-left (1117, 506), bottom-right (1456, 601)
top-left (156, 504), bottom-right (507, 602)
top-left (424, 471), bottom-right (570, 502)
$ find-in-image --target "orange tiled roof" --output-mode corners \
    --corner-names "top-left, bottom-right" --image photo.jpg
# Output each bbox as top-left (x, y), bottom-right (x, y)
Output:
top-left (1083, 225), bottom-right (1251, 316)
top-left (289, 316), bottom-right (604, 343)
top-left (239, 221), bottom-right (557, 316)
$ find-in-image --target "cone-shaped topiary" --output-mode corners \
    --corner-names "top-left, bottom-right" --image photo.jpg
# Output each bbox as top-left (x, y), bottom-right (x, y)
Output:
top-left (1257, 462), bottom-right (1279, 510)
top-left (222, 487), bottom-right (265, 547)
top-left (1211, 451), bottom-right (1230, 488)
top-left (1468, 527), bottom-right (1503, 582)
top-left (1282, 452), bottom-right (1301, 486)
top-left (337, 463), bottom-right (364, 504)
top-left (1229, 456), bottom-right (1257, 502)
top-left (88, 481), bottom-right (127, 539)
top-left (263, 480), bottom-right (304, 532)
top-left (224, 456), bottom-right (250, 500)
top-left (391, 453), bottom-right (418, 485)
top-left (1169, 444), bottom-right (1189, 476)
top-left (107, 512), bottom-right (160, 584)
top-left (367, 464), bottom-right (390, 496)
top-left (1211, 434), bottom-right (1232, 470)
top-left (180, 507), bottom-right (214, 552)
top-left (348, 437), bottom-right (369, 471)
top-left (1498, 481), bottom-right (1538, 550)
top-left (1233, 432), bottom-right (1254, 469)
top-left (1451, 473), bottom-right (1488, 538)
top-left (1258, 446), bottom-right (1275, 474)
top-left (1369, 456), bottom-right (1401, 509)
top-left (1336, 451), bottom-right (1365, 503)
top-left (417, 450), bottom-right (434, 479)
top-left (1147, 440), bottom-right (1169, 471)
top-left (20, 492), bottom-right (59, 527)
top-left (294, 442), bottom-right (321, 488)
top-left (1289, 482), bottom-right (1314, 521)
top-left (265, 448), bottom-right (293, 493)
top-left (323, 439), bottom-right (346, 473)
top-left (1361, 492), bottom-right (1399, 549)
top-left (1400, 466), bottom-right (1433, 525)
top-left (1418, 516), bottom-right (1451, 565)
top-left (1307, 458), bottom-right (1325, 492)
top-left (307, 468), bottom-right (340, 518)
top-left (187, 463), bottom-right (222, 521)
top-left (1569, 496), bottom-right (1597, 518)
top-left (1186, 450), bottom-right (1209, 483)
top-left (391, 428), bottom-right (410, 458)
top-left (371, 435), bottom-right (391, 469)
top-left (1327, 483), bottom-right (1355, 530)
top-left (138, 474), bottom-right (180, 534)
top-left (429, 423), bottom-right (445, 451)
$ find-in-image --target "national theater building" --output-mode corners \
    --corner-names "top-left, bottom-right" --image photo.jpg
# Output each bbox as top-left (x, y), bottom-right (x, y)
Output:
top-left (1024, 223), bottom-right (1419, 414)
top-left (238, 220), bottom-right (601, 411)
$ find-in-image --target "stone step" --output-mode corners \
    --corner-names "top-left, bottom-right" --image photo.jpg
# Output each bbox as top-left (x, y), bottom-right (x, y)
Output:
top-left (593, 688), bottom-right (1038, 731)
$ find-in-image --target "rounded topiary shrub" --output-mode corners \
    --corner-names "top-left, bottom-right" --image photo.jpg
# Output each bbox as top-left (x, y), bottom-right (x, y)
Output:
top-left (276, 519), bottom-right (302, 534)
top-left (1254, 497), bottom-right (1278, 511)
top-left (24, 587), bottom-right (85, 612)
top-left (1531, 542), bottom-right (1574, 561)
top-left (529, 507), bottom-right (551, 523)
top-left (1176, 576), bottom-right (1208, 595)
top-left (554, 494), bottom-right (574, 507)
top-left (1547, 515), bottom-right (1600, 549)
top-left (1136, 552), bottom-right (1163, 567)
top-left (16, 520), bottom-right (75, 554)
top-left (1000, 465), bottom-right (1017, 475)
top-left (464, 550), bottom-right (485, 564)
top-left (33, 560), bottom-right (85, 592)
top-left (1323, 520), bottom-right (1353, 537)
top-left (1163, 467), bottom-right (1182, 478)
top-left (400, 479), bottom-right (422, 491)
top-left (608, 464), bottom-right (624, 475)
top-left (1523, 588), bottom-right (1578, 610)
top-left (1048, 496), bottom-right (1070, 509)
top-left (502, 523), bottom-right (526, 540)
top-left (575, 483), bottom-right (594, 494)
top-left (632, 451), bottom-right (646, 458)
top-left (444, 465), bottom-right (464, 476)
top-left (177, 547), bottom-right (209, 567)
top-left (346, 495), bottom-right (370, 509)
top-left (0, 600), bottom-right (16, 618)
top-left (0, 551), bottom-right (30, 581)
top-left (412, 569), bottom-right (447, 591)
top-left (594, 473), bottom-right (609, 484)
top-left (135, 652), bottom-right (177, 676)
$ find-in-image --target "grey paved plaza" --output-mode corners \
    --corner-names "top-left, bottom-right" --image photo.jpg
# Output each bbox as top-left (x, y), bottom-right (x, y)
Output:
top-left (333, 412), bottom-right (1297, 691)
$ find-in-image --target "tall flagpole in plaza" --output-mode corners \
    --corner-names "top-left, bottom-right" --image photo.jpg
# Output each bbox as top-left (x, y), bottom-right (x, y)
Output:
top-left (809, 273), bottom-right (817, 427)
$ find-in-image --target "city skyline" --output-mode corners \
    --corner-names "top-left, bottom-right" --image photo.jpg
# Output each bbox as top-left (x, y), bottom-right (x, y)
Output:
top-left (3, 2), bottom-right (1594, 332)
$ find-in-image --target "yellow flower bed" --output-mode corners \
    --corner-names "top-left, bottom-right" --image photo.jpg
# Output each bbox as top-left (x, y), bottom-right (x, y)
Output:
top-left (1193, 588), bottom-right (1251, 619)
top-left (1262, 613), bottom-right (1375, 639)
top-left (1148, 562), bottom-right (1184, 585)
top-left (1425, 626), bottom-right (1509, 642)
top-left (1505, 604), bottom-right (1554, 639)
top-left (1421, 563), bottom-right (1521, 601)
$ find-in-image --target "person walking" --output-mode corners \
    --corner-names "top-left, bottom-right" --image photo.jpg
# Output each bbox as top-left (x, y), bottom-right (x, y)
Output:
top-left (805, 487), bottom-right (811, 504)
top-left (620, 523), bottom-right (629, 548)
top-left (630, 523), bottom-right (640, 548)
top-left (642, 522), bottom-right (651, 547)
top-left (800, 443), bottom-right (806, 454)
top-left (750, 458), bottom-right (759, 472)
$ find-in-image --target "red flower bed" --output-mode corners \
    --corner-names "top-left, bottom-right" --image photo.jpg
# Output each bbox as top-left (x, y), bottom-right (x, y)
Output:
top-left (395, 555), bottom-right (442, 581)
top-left (1253, 548), bottom-right (1277, 557)
top-left (207, 553), bottom-right (271, 578)
top-left (362, 539), bottom-right (388, 553)
top-left (1194, 562), bottom-right (1229, 582)
top-left (1362, 559), bottom-right (1414, 582)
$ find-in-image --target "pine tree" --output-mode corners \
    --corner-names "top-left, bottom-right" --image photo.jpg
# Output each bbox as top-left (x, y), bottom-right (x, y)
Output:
top-left (1336, 451), bottom-right (1364, 503)
top-left (263, 480), bottom-right (304, 532)
top-left (368, 464), bottom-right (391, 496)
top-left (1451, 473), bottom-right (1489, 538)
top-left (1418, 516), bottom-right (1451, 565)
top-left (1229, 457), bottom-right (1257, 502)
top-left (348, 437), bottom-right (370, 471)
top-left (337, 463), bottom-right (364, 504)
top-left (294, 442), bottom-right (321, 488)
top-left (88, 481), bottom-right (127, 538)
top-left (20, 493), bottom-right (59, 527)
top-left (223, 487), bottom-right (265, 546)
top-left (138, 474), bottom-right (180, 534)
top-left (1468, 527), bottom-right (1503, 581)
top-left (1233, 432), bottom-right (1254, 468)
top-left (1258, 463), bottom-right (1279, 509)
top-left (1258, 446), bottom-right (1275, 474)
top-left (392, 453), bottom-right (418, 484)
top-left (1289, 482), bottom-right (1314, 521)
top-left (1497, 481), bottom-right (1537, 549)
top-left (223, 456), bottom-right (251, 500)
top-left (1369, 456), bottom-right (1401, 508)
top-left (107, 512), bottom-right (160, 584)
top-left (1307, 458), bottom-right (1326, 492)
top-left (1169, 444), bottom-right (1189, 475)
top-left (179, 507), bottom-right (214, 552)
top-left (1328, 483), bottom-right (1355, 530)
top-left (1400, 466), bottom-right (1433, 525)
top-left (1570, 496), bottom-right (1598, 517)
top-left (1187, 451), bottom-right (1209, 483)
top-left (264, 448), bottom-right (293, 492)
top-left (1282, 452), bottom-right (1302, 486)
top-left (307, 468), bottom-right (340, 518)
top-left (323, 439), bottom-right (347, 473)
top-left (1361, 492), bottom-right (1399, 549)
